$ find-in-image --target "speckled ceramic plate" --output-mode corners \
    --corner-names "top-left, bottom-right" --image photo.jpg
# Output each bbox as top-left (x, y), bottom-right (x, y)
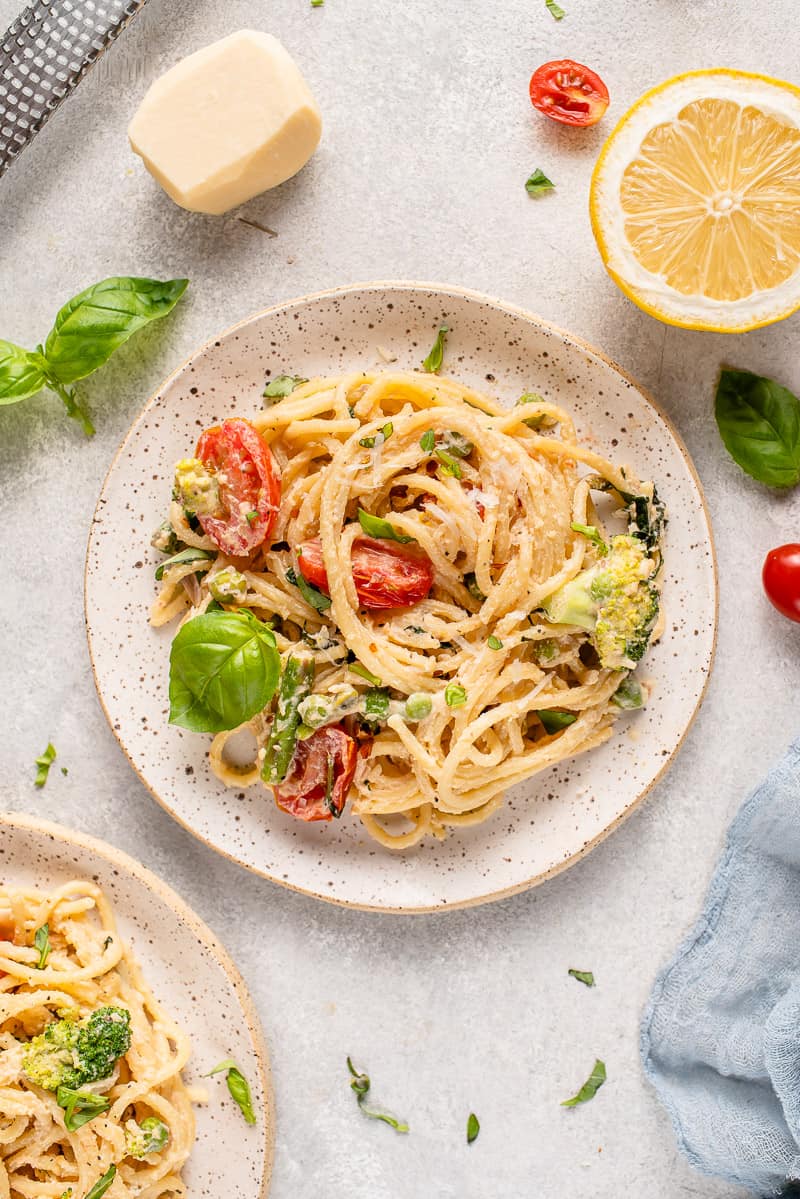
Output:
top-left (0, 812), bottom-right (274, 1194)
top-left (85, 282), bottom-right (717, 912)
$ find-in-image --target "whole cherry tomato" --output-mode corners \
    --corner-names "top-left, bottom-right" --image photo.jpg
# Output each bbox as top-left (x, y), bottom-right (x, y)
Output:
top-left (529, 59), bottom-right (610, 127)
top-left (763, 544), bottom-right (800, 623)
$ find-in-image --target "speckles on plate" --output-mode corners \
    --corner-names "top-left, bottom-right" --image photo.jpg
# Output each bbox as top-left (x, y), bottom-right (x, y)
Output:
top-left (85, 282), bottom-right (717, 913)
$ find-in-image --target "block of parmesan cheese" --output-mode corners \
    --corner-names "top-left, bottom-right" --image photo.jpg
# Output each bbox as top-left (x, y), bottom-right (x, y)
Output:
top-left (128, 31), bottom-right (322, 215)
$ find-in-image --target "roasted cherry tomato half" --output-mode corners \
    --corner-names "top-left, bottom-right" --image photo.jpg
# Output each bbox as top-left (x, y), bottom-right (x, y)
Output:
top-left (529, 59), bottom-right (610, 127)
top-left (763, 543), bottom-right (800, 623)
top-left (195, 418), bottom-right (281, 556)
top-left (296, 536), bottom-right (434, 610)
top-left (273, 725), bottom-right (358, 822)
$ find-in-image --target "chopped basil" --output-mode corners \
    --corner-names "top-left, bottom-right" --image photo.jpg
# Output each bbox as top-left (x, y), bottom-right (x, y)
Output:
top-left (57, 1086), bottom-right (111, 1131)
top-left (263, 374), bottom-right (307, 400)
top-left (349, 662), bottom-right (382, 686)
top-left (84, 1165), bottom-right (116, 1199)
top-left (445, 683), bottom-right (467, 708)
top-left (570, 522), bottom-right (608, 556)
top-left (467, 1112), bottom-right (480, 1144)
top-left (422, 324), bottom-right (449, 374)
top-left (487, 635), bottom-right (503, 651)
top-left (568, 969), bottom-right (595, 987)
top-left (420, 428), bottom-right (436, 453)
top-left (537, 709), bottom-right (577, 734)
top-left (357, 508), bottom-right (414, 543)
top-left (33, 924), bottom-right (50, 970)
top-left (34, 743), bottom-right (57, 788)
top-left (545, 0), bottom-right (565, 19)
top-left (359, 421), bottom-right (393, 449)
top-left (526, 168), bottom-right (555, 197)
top-left (363, 688), bottom-right (391, 721)
top-left (561, 1059), bottom-right (606, 1107)
top-left (435, 449), bottom-right (462, 479)
top-left (155, 547), bottom-right (214, 581)
top-left (288, 566), bottom-right (332, 611)
top-left (204, 1060), bottom-right (257, 1125)
top-left (464, 573), bottom-right (486, 602)
top-left (346, 1057), bottom-right (409, 1133)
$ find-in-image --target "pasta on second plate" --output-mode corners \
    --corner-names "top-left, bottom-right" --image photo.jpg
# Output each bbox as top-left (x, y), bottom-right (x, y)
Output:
top-left (0, 880), bottom-right (198, 1199)
top-left (151, 370), bottom-right (665, 849)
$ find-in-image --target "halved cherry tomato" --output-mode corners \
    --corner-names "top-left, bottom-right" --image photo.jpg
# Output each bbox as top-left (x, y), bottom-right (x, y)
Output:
top-left (763, 544), bottom-right (800, 623)
top-left (195, 418), bottom-right (281, 556)
top-left (529, 59), bottom-right (609, 127)
top-left (296, 535), bottom-right (434, 610)
top-left (273, 725), bottom-right (358, 822)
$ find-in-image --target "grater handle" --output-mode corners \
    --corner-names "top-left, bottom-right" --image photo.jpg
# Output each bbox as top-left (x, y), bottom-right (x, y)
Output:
top-left (0, 0), bottom-right (150, 178)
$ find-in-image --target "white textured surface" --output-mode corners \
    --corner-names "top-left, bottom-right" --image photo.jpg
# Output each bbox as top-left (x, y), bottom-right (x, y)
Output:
top-left (2, 0), bottom-right (799, 1194)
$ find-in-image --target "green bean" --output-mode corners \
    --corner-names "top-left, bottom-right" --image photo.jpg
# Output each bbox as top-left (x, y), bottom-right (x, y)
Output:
top-left (261, 656), bottom-right (315, 784)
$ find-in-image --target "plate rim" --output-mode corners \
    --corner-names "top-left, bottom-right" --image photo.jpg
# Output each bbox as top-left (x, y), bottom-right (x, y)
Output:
top-left (0, 809), bottom-right (276, 1192)
top-left (84, 278), bottom-right (719, 914)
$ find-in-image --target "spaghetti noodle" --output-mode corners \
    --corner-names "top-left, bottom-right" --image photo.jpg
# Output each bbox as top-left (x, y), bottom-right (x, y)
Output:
top-left (0, 881), bottom-right (197, 1199)
top-left (150, 370), bottom-right (665, 848)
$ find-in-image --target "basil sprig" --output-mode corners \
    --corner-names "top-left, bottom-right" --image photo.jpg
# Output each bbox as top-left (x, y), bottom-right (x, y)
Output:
top-left (205, 1059), bottom-right (257, 1125)
top-left (714, 368), bottom-right (800, 487)
top-left (168, 610), bottom-right (280, 733)
top-left (357, 508), bottom-right (414, 543)
top-left (561, 1058), bottom-right (606, 1107)
top-left (0, 277), bottom-right (187, 436)
top-left (346, 1057), bottom-right (409, 1133)
top-left (57, 1085), bottom-right (111, 1131)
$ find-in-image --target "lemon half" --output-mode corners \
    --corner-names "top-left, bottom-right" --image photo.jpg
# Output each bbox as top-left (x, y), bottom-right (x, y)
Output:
top-left (590, 69), bottom-right (800, 332)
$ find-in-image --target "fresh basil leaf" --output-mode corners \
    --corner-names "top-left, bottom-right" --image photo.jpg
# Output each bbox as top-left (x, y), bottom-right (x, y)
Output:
top-left (568, 968), bottom-right (595, 987)
top-left (714, 367), bottom-right (800, 488)
top-left (422, 324), bottom-right (449, 374)
top-left (57, 1085), bottom-right (110, 1131)
top-left (154, 547), bottom-right (215, 581)
top-left (263, 374), bottom-right (307, 400)
top-left (346, 1057), bottom-right (409, 1134)
top-left (420, 429), bottom-right (436, 453)
top-left (169, 610), bottom-right (280, 733)
top-left (435, 450), bottom-right (462, 479)
top-left (359, 421), bottom-right (393, 449)
top-left (561, 1058), bottom-right (606, 1107)
top-left (357, 508), bottom-right (414, 543)
top-left (43, 277), bottom-right (188, 384)
top-left (349, 662), bottom-right (382, 686)
top-left (0, 340), bottom-right (46, 404)
top-left (537, 709), bottom-right (577, 734)
top-left (34, 743), bottom-right (57, 788)
top-left (34, 924), bottom-right (51, 970)
top-left (467, 1112), bottom-right (480, 1144)
top-left (445, 683), bottom-right (467, 708)
top-left (84, 1165), bottom-right (116, 1199)
top-left (363, 687), bottom-right (391, 721)
top-left (545, 0), bottom-right (565, 18)
top-left (526, 168), bottom-right (555, 197)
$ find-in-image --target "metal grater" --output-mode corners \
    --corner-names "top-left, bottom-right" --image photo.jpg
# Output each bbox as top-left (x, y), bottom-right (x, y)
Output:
top-left (0, 0), bottom-right (150, 178)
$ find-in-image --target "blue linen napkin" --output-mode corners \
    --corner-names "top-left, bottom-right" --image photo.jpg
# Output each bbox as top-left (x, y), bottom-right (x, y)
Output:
top-left (642, 739), bottom-right (800, 1196)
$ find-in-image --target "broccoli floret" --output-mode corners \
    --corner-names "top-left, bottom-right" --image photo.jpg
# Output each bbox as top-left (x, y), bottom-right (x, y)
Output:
top-left (543, 535), bottom-right (660, 670)
top-left (22, 1006), bottom-right (131, 1092)
top-left (125, 1116), bottom-right (171, 1158)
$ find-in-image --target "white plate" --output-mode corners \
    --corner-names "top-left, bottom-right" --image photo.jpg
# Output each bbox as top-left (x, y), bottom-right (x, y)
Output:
top-left (0, 812), bottom-right (274, 1195)
top-left (85, 282), bottom-right (717, 912)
